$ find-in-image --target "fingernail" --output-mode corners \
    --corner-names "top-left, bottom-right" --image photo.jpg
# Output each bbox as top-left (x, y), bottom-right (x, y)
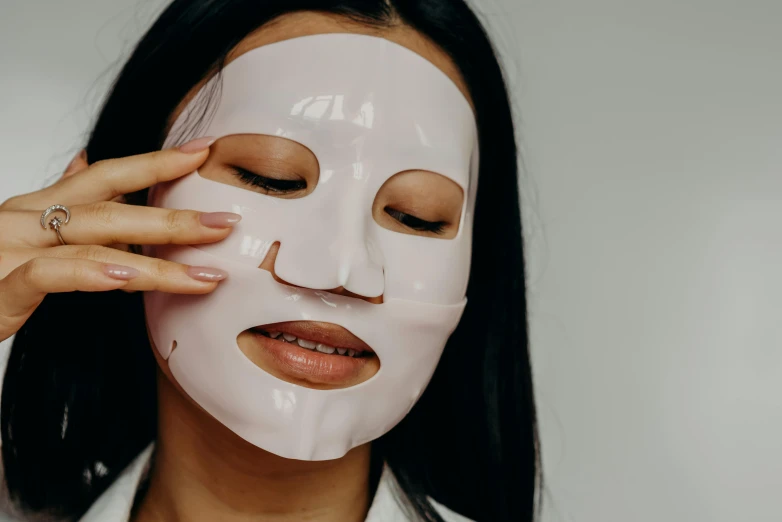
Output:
top-left (178, 136), bottom-right (216, 154)
top-left (200, 212), bottom-right (242, 228)
top-left (186, 266), bottom-right (228, 282)
top-left (79, 149), bottom-right (87, 162)
top-left (104, 264), bottom-right (140, 280)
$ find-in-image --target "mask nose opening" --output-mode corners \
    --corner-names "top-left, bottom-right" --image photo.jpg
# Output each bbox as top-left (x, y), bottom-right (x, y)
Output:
top-left (257, 241), bottom-right (384, 304)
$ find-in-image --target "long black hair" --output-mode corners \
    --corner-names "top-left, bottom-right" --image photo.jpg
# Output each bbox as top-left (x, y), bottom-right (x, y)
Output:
top-left (1, 1), bottom-right (539, 520)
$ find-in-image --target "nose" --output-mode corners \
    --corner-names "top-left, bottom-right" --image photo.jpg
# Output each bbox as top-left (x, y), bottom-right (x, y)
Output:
top-left (258, 242), bottom-right (383, 305)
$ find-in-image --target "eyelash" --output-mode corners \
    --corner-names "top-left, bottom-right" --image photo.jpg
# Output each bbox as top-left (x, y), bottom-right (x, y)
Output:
top-left (233, 167), bottom-right (307, 193)
top-left (232, 168), bottom-right (446, 235)
top-left (384, 208), bottom-right (446, 234)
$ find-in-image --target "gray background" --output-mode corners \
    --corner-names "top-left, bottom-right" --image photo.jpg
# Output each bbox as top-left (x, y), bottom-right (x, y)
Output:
top-left (1, 1), bottom-right (781, 521)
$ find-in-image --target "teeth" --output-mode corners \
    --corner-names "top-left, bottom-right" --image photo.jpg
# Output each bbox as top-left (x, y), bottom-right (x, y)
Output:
top-left (297, 338), bottom-right (316, 349)
top-left (266, 331), bottom-right (362, 357)
top-left (316, 343), bottom-right (336, 354)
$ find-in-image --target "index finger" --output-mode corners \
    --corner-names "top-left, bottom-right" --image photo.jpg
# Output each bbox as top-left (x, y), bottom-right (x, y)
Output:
top-left (12, 136), bottom-right (215, 209)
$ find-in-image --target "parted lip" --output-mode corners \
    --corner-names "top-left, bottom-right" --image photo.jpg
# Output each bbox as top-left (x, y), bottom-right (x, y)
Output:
top-left (251, 321), bottom-right (375, 355)
top-left (242, 320), bottom-right (379, 387)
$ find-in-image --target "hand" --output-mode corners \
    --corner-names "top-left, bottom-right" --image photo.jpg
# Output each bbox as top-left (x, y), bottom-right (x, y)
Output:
top-left (0, 137), bottom-right (240, 343)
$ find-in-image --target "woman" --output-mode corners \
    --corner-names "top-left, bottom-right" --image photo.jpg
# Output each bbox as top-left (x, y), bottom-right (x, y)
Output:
top-left (0, 1), bottom-right (539, 521)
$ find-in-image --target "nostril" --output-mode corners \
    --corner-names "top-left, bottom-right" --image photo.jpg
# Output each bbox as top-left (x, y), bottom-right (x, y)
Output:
top-left (331, 286), bottom-right (383, 305)
top-left (341, 263), bottom-right (385, 301)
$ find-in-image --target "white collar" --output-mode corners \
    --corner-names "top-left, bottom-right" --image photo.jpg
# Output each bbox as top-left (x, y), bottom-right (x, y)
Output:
top-left (79, 444), bottom-right (472, 522)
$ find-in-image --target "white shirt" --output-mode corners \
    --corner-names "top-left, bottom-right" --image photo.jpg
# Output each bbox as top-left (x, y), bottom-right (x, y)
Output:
top-left (78, 445), bottom-right (473, 522)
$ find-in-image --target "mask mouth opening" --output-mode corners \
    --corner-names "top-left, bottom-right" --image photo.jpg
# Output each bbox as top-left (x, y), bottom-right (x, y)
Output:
top-left (237, 321), bottom-right (380, 390)
top-left (251, 326), bottom-right (372, 358)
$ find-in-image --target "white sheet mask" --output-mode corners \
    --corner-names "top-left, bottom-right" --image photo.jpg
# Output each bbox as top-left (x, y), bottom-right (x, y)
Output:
top-left (143, 33), bottom-right (479, 460)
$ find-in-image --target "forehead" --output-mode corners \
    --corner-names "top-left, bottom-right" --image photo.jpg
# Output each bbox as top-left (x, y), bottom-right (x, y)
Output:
top-left (228, 12), bottom-right (473, 106)
top-left (169, 12), bottom-right (474, 130)
top-left (170, 33), bottom-right (477, 190)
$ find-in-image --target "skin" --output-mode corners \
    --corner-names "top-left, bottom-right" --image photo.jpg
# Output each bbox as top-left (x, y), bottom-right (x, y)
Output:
top-left (0, 10), bottom-right (473, 522)
top-left (0, 143), bottom-right (230, 344)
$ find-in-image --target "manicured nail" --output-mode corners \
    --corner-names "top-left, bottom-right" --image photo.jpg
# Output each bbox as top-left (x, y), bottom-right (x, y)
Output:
top-left (178, 136), bottom-right (216, 154)
top-left (200, 212), bottom-right (242, 228)
top-left (104, 264), bottom-right (140, 280)
top-left (186, 266), bottom-right (228, 282)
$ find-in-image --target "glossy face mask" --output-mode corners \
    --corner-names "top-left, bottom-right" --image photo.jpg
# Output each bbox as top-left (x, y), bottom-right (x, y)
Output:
top-left (144, 33), bottom-right (479, 460)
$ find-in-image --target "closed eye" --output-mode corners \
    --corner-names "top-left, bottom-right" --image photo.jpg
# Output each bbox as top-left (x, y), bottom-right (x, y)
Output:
top-left (233, 167), bottom-right (307, 194)
top-left (384, 208), bottom-right (446, 234)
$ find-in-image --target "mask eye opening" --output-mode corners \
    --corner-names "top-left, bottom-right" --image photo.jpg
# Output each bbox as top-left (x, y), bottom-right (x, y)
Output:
top-left (196, 134), bottom-right (321, 200)
top-left (371, 169), bottom-right (464, 240)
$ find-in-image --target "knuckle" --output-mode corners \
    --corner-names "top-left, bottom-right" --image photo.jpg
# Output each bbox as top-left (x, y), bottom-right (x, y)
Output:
top-left (90, 158), bottom-right (110, 172)
top-left (20, 257), bottom-right (45, 285)
top-left (152, 257), bottom-right (178, 279)
top-left (91, 160), bottom-right (125, 198)
top-left (46, 244), bottom-right (76, 258)
top-left (152, 149), bottom-right (177, 171)
top-left (85, 201), bottom-right (118, 227)
top-left (152, 257), bottom-right (169, 277)
top-left (70, 244), bottom-right (111, 262)
top-left (149, 150), bottom-right (189, 183)
top-left (164, 209), bottom-right (189, 233)
top-left (70, 262), bottom-right (87, 281)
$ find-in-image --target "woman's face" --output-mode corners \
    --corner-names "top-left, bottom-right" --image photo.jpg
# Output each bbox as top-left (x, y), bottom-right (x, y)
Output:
top-left (151, 12), bottom-right (473, 394)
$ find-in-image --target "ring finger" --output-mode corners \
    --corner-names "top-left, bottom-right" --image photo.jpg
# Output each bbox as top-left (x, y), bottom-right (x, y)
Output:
top-left (2, 202), bottom-right (242, 248)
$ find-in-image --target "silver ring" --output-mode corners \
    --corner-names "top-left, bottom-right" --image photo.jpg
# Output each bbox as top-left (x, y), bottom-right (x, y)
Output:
top-left (40, 204), bottom-right (71, 245)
